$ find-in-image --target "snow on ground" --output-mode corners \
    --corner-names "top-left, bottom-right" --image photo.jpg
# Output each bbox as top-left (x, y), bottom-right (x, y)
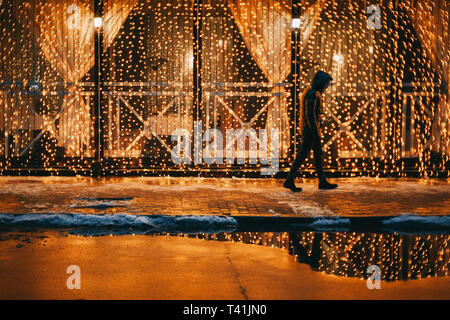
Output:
top-left (0, 213), bottom-right (238, 234)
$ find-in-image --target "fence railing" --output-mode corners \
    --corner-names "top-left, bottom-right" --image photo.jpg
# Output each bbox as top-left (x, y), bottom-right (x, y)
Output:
top-left (0, 81), bottom-right (446, 170)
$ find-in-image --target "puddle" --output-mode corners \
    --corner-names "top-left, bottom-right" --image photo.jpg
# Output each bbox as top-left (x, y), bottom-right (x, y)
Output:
top-left (2, 228), bottom-right (448, 283)
top-left (174, 231), bottom-right (449, 282)
top-left (69, 197), bottom-right (134, 210)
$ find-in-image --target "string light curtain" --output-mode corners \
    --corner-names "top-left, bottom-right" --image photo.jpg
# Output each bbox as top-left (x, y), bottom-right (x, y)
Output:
top-left (228, 0), bottom-right (292, 156)
top-left (404, 0), bottom-right (449, 156)
top-left (297, 0), bottom-right (327, 48)
top-left (101, 0), bottom-right (194, 164)
top-left (227, 0), bottom-right (326, 157)
top-left (1, 0), bottom-right (448, 174)
top-left (291, 0), bottom-right (327, 137)
top-left (13, 0), bottom-right (138, 156)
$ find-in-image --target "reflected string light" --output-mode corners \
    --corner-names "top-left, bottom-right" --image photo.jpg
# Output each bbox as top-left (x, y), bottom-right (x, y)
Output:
top-left (181, 231), bottom-right (449, 281)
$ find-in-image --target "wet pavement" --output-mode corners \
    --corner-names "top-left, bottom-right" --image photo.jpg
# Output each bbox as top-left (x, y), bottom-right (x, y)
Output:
top-left (0, 230), bottom-right (448, 300)
top-left (0, 176), bottom-right (449, 299)
top-left (0, 176), bottom-right (448, 217)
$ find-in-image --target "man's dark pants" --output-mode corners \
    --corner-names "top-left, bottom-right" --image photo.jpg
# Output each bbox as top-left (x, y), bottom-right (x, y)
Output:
top-left (287, 127), bottom-right (326, 182)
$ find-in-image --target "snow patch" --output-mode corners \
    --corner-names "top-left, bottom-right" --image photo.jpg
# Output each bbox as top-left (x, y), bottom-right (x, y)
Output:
top-left (0, 213), bottom-right (238, 233)
top-left (308, 217), bottom-right (351, 231)
top-left (382, 214), bottom-right (450, 232)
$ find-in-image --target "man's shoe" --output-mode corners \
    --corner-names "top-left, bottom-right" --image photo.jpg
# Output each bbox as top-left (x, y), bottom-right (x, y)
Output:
top-left (283, 180), bottom-right (302, 192)
top-left (318, 181), bottom-right (338, 190)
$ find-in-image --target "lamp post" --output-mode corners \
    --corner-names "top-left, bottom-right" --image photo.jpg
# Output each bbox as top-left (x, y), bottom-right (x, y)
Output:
top-left (193, 0), bottom-right (203, 125)
top-left (292, 17), bottom-right (301, 156)
top-left (93, 4), bottom-right (103, 175)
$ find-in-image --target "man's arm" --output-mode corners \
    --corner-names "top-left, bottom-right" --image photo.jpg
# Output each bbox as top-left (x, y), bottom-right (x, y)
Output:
top-left (305, 91), bottom-right (320, 137)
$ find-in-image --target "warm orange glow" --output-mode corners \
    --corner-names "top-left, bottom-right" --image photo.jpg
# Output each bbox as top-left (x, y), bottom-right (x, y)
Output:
top-left (0, 0), bottom-right (447, 175)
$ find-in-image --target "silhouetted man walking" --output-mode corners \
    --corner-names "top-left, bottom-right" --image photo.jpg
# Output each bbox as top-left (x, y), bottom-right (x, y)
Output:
top-left (284, 70), bottom-right (337, 192)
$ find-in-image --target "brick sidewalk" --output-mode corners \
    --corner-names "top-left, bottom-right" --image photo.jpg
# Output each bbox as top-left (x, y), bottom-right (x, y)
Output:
top-left (0, 176), bottom-right (448, 217)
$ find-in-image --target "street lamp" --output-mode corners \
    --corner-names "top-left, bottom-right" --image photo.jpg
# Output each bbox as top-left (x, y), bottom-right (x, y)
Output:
top-left (94, 17), bottom-right (102, 29)
top-left (93, 16), bottom-right (103, 167)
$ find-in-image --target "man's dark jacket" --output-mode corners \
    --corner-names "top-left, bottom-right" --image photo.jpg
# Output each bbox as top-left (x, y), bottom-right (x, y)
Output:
top-left (300, 71), bottom-right (333, 136)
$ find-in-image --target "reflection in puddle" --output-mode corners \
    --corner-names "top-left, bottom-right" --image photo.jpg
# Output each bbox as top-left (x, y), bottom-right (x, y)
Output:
top-left (3, 228), bottom-right (448, 283)
top-left (177, 232), bottom-right (449, 282)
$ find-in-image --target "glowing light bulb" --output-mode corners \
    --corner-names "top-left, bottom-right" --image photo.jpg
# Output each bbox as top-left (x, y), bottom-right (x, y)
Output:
top-left (94, 17), bottom-right (102, 28)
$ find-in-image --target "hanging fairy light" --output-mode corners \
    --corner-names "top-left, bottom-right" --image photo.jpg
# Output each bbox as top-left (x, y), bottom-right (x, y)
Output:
top-left (0, 0), bottom-right (447, 176)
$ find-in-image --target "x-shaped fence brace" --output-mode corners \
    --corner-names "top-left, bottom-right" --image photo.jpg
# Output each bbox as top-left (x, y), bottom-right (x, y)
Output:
top-left (1, 91), bottom-right (92, 157)
top-left (207, 90), bottom-right (287, 159)
top-left (110, 93), bottom-right (185, 159)
top-left (322, 97), bottom-right (373, 157)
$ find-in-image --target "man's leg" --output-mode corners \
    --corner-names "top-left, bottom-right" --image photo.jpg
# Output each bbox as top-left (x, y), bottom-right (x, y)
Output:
top-left (311, 134), bottom-right (326, 182)
top-left (311, 134), bottom-right (337, 190)
top-left (284, 130), bottom-right (313, 192)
